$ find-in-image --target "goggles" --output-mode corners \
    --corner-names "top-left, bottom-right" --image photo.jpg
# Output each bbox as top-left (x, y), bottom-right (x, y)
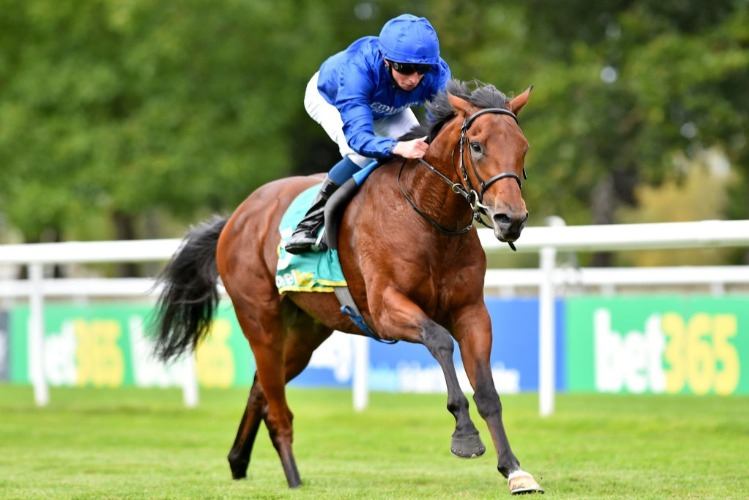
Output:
top-left (388, 60), bottom-right (432, 76)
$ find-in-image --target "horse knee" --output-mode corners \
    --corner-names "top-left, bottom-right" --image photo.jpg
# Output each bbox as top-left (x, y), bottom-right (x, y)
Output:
top-left (472, 384), bottom-right (501, 419)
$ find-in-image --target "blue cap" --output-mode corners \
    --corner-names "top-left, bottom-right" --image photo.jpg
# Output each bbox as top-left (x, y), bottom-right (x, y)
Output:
top-left (378, 14), bottom-right (440, 65)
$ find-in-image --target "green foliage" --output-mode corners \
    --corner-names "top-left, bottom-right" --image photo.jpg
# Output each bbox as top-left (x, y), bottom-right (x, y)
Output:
top-left (616, 150), bottom-right (737, 266)
top-left (443, 0), bottom-right (749, 226)
top-left (0, 0), bottom-right (337, 240)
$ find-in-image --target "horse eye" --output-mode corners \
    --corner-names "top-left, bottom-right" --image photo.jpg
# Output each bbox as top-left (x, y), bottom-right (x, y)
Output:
top-left (470, 141), bottom-right (482, 154)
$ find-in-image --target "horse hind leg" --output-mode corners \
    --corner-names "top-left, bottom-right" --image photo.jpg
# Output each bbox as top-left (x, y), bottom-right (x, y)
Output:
top-left (267, 319), bottom-right (333, 487)
top-left (226, 311), bottom-right (301, 487)
top-left (227, 373), bottom-right (266, 480)
top-left (227, 307), bottom-right (332, 487)
top-left (258, 353), bottom-right (302, 489)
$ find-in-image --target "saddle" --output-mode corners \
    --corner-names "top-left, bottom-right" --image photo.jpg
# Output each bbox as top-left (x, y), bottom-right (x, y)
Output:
top-left (276, 161), bottom-right (394, 342)
top-left (316, 158), bottom-right (382, 251)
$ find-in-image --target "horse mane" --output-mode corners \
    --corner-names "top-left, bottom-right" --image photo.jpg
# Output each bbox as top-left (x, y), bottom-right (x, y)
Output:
top-left (400, 79), bottom-right (510, 142)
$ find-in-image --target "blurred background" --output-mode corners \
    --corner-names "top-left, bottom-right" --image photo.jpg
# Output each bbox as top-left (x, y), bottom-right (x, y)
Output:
top-left (1, 0), bottom-right (747, 275)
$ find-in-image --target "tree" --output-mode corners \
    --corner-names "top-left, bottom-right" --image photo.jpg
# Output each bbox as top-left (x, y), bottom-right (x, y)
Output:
top-left (0, 0), bottom-right (334, 245)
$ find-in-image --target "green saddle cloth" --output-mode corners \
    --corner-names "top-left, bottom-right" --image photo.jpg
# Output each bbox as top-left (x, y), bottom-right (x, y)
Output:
top-left (276, 184), bottom-right (347, 293)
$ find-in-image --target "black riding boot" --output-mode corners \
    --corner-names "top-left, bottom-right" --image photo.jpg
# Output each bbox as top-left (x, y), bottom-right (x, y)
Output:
top-left (284, 176), bottom-right (340, 254)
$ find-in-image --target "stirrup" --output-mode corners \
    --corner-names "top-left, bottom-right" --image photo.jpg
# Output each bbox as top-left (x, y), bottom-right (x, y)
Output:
top-left (314, 231), bottom-right (328, 252)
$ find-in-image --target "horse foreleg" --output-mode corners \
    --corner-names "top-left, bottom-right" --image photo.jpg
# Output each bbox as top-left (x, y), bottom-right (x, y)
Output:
top-left (227, 373), bottom-right (266, 479)
top-left (472, 365), bottom-right (542, 493)
top-left (374, 289), bottom-right (485, 459)
top-left (455, 310), bottom-right (544, 494)
top-left (421, 321), bottom-right (487, 459)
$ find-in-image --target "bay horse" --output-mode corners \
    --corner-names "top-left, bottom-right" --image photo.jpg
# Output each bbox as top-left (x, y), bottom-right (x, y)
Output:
top-left (153, 79), bottom-right (543, 495)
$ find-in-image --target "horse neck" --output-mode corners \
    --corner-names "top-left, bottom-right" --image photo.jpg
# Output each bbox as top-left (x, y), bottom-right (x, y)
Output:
top-left (402, 140), bottom-right (474, 234)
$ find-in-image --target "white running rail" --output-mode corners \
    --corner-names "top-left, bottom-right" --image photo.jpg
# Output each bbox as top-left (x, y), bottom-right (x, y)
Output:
top-left (1, 219), bottom-right (749, 414)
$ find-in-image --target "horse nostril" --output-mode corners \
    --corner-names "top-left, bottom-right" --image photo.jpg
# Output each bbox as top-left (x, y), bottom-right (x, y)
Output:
top-left (494, 212), bottom-right (528, 232)
top-left (494, 213), bottom-right (512, 227)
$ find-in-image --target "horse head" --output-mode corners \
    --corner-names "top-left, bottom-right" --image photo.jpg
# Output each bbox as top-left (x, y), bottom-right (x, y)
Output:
top-left (443, 83), bottom-right (532, 245)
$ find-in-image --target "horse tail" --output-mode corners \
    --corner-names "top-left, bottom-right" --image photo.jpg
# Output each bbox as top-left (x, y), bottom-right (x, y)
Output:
top-left (152, 215), bottom-right (228, 362)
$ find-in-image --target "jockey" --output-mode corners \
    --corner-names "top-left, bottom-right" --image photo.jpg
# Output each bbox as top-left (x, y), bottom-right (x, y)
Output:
top-left (284, 13), bottom-right (452, 254)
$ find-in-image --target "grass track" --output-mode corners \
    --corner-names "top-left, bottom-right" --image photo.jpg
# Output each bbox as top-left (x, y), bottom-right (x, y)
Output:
top-left (1, 386), bottom-right (747, 499)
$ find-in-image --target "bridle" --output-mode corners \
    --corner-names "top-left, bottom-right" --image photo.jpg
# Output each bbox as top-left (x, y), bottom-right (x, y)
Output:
top-left (397, 107), bottom-right (526, 249)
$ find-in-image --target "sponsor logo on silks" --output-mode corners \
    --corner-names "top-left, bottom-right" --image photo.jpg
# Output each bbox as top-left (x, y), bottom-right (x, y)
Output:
top-left (370, 101), bottom-right (420, 116)
top-left (593, 308), bottom-right (740, 395)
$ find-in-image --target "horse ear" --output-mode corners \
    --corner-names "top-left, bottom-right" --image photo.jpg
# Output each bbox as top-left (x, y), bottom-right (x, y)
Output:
top-left (508, 85), bottom-right (533, 116)
top-left (448, 93), bottom-right (475, 117)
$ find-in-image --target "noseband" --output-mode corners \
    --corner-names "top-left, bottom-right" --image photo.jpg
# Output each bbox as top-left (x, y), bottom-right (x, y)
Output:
top-left (398, 107), bottom-right (526, 248)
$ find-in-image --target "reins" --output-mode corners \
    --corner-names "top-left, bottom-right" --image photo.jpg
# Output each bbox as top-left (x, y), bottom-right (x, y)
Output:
top-left (397, 157), bottom-right (474, 235)
top-left (397, 107), bottom-right (525, 250)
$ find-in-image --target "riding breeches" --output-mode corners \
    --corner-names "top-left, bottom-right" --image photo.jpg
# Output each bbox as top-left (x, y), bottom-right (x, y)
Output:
top-left (304, 72), bottom-right (419, 167)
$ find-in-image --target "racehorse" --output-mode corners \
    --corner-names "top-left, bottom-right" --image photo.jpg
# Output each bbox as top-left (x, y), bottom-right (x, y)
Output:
top-left (152, 79), bottom-right (543, 495)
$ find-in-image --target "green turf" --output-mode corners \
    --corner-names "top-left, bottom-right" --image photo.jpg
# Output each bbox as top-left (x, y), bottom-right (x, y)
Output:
top-left (1, 385), bottom-right (747, 499)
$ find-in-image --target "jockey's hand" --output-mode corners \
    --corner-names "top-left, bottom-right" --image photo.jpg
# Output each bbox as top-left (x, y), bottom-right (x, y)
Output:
top-left (393, 137), bottom-right (429, 159)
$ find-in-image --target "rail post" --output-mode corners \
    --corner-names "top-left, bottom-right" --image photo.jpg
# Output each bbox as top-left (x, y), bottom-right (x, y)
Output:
top-left (28, 263), bottom-right (49, 406)
top-left (538, 216), bottom-right (564, 417)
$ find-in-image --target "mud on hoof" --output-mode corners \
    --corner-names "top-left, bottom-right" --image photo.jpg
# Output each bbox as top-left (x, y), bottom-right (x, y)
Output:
top-left (508, 470), bottom-right (544, 495)
top-left (450, 432), bottom-right (486, 459)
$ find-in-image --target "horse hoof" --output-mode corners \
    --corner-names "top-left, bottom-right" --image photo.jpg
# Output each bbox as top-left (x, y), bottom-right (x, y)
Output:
top-left (508, 470), bottom-right (544, 495)
top-left (450, 432), bottom-right (486, 459)
top-left (228, 458), bottom-right (248, 480)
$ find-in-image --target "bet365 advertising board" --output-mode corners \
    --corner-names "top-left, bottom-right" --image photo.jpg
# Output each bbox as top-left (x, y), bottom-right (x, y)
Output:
top-left (2, 295), bottom-right (747, 395)
top-left (6, 303), bottom-right (255, 389)
top-left (566, 296), bottom-right (748, 395)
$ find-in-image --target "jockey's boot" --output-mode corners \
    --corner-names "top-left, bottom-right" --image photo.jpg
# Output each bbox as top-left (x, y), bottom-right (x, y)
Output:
top-left (284, 176), bottom-right (340, 254)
